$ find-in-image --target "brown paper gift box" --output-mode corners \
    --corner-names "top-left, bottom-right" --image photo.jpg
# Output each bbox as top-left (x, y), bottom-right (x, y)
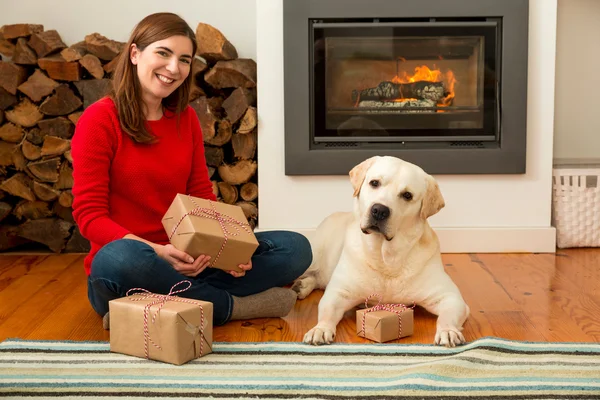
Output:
top-left (109, 293), bottom-right (213, 365)
top-left (162, 193), bottom-right (259, 272)
top-left (356, 307), bottom-right (414, 343)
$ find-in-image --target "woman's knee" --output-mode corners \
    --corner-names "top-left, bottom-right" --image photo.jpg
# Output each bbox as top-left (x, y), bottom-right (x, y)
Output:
top-left (264, 230), bottom-right (313, 279)
top-left (90, 239), bottom-right (155, 280)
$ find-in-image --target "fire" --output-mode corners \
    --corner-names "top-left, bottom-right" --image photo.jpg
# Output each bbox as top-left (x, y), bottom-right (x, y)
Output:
top-left (391, 64), bottom-right (456, 106)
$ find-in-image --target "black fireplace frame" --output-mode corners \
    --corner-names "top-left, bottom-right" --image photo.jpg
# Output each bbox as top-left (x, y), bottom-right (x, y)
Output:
top-left (283, 0), bottom-right (529, 175)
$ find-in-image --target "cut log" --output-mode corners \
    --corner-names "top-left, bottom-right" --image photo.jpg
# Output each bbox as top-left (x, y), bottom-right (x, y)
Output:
top-left (2, 24), bottom-right (43, 39)
top-left (5, 98), bottom-right (44, 127)
top-left (33, 181), bottom-right (60, 201)
top-left (64, 150), bottom-right (72, 163)
top-left (28, 30), bottom-right (67, 58)
top-left (22, 140), bottom-right (42, 160)
top-left (65, 227), bottom-right (90, 253)
top-left (103, 55), bottom-right (120, 74)
top-left (38, 117), bottom-right (74, 139)
top-left (0, 225), bottom-right (31, 252)
top-left (217, 182), bottom-right (238, 204)
top-left (73, 79), bottom-right (111, 108)
top-left (0, 87), bottom-right (18, 110)
top-left (0, 172), bottom-right (35, 201)
top-left (204, 59), bottom-right (257, 89)
top-left (204, 146), bottom-right (224, 167)
top-left (12, 147), bottom-right (27, 171)
top-left (195, 23), bottom-right (238, 63)
top-left (54, 162), bottom-right (73, 189)
top-left (12, 38), bottom-right (38, 65)
top-left (52, 202), bottom-right (74, 223)
top-left (39, 84), bottom-right (82, 116)
top-left (223, 88), bottom-right (257, 124)
top-left (41, 136), bottom-right (70, 157)
top-left (84, 33), bottom-right (124, 61)
top-left (60, 41), bottom-right (88, 62)
top-left (0, 141), bottom-right (16, 167)
top-left (0, 201), bottom-right (11, 222)
top-left (211, 180), bottom-right (219, 198)
top-left (38, 55), bottom-right (82, 81)
top-left (0, 123), bottom-right (24, 143)
top-left (13, 200), bottom-right (52, 220)
top-left (192, 58), bottom-right (208, 75)
top-left (0, 61), bottom-right (28, 94)
top-left (240, 182), bottom-right (258, 202)
top-left (218, 160), bottom-right (257, 185)
top-left (17, 69), bottom-right (59, 102)
top-left (58, 190), bottom-right (73, 208)
top-left (357, 99), bottom-right (436, 112)
top-left (27, 157), bottom-right (61, 183)
top-left (79, 53), bottom-right (104, 79)
top-left (0, 109), bottom-right (3, 124)
top-left (238, 106), bottom-right (257, 134)
top-left (189, 81), bottom-right (206, 102)
top-left (37, 119), bottom-right (73, 143)
top-left (189, 96), bottom-right (218, 141)
top-left (16, 218), bottom-right (73, 253)
top-left (0, 39), bottom-right (15, 57)
top-left (236, 201), bottom-right (258, 220)
top-left (352, 81), bottom-right (445, 103)
top-left (68, 111), bottom-right (83, 125)
top-left (205, 119), bottom-right (232, 146)
top-left (232, 131), bottom-right (257, 160)
top-left (26, 127), bottom-right (44, 145)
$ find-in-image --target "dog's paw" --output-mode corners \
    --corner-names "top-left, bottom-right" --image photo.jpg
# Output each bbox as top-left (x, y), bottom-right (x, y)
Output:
top-left (303, 325), bottom-right (336, 345)
top-left (291, 277), bottom-right (315, 300)
top-left (434, 328), bottom-right (466, 347)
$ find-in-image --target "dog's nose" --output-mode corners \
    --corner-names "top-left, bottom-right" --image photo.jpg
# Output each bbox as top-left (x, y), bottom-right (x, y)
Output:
top-left (370, 203), bottom-right (390, 221)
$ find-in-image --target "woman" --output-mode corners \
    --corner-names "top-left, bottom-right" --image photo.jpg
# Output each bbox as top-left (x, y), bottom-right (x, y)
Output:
top-left (71, 12), bottom-right (312, 327)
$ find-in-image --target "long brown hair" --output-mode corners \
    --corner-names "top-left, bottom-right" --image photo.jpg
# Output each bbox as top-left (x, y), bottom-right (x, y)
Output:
top-left (110, 12), bottom-right (197, 144)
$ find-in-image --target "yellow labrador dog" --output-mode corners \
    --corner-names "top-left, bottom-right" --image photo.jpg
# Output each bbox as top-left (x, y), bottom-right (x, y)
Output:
top-left (293, 156), bottom-right (469, 347)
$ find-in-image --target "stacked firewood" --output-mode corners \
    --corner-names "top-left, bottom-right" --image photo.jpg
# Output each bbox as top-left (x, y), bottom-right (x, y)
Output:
top-left (0, 22), bottom-right (258, 254)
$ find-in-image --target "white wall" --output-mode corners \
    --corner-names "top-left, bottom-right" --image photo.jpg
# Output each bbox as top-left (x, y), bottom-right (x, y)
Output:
top-left (553, 0), bottom-right (600, 162)
top-left (0, 0), bottom-right (257, 59)
top-left (257, 0), bottom-right (557, 252)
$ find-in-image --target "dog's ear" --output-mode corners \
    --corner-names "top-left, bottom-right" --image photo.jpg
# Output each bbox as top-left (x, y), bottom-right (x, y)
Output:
top-left (420, 175), bottom-right (445, 219)
top-left (349, 156), bottom-right (378, 197)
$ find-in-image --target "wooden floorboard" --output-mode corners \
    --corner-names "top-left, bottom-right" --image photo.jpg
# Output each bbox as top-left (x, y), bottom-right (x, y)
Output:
top-left (0, 249), bottom-right (599, 344)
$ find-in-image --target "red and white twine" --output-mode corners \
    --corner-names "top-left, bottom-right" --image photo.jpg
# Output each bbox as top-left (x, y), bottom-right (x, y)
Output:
top-left (126, 280), bottom-right (206, 359)
top-left (169, 196), bottom-right (252, 268)
top-left (359, 293), bottom-right (415, 340)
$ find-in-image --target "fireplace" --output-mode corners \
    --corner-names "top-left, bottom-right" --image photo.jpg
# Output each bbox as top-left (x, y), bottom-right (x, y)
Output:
top-left (283, 0), bottom-right (529, 175)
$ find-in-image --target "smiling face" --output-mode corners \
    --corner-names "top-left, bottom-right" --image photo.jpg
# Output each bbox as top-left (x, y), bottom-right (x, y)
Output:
top-left (130, 35), bottom-right (193, 109)
top-left (349, 156), bottom-right (445, 241)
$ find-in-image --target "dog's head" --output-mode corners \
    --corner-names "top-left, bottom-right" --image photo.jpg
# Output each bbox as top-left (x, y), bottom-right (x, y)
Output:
top-left (349, 156), bottom-right (445, 241)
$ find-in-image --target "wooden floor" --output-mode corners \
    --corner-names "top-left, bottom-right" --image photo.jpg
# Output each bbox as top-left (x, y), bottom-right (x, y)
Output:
top-left (1, 249), bottom-right (599, 344)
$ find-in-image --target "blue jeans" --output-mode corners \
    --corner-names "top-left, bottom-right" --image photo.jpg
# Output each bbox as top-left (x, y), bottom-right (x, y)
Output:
top-left (87, 231), bottom-right (312, 325)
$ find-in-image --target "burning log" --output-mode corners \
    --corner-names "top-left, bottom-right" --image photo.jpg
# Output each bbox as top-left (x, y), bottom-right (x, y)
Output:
top-left (352, 81), bottom-right (445, 103)
top-left (358, 99), bottom-right (437, 113)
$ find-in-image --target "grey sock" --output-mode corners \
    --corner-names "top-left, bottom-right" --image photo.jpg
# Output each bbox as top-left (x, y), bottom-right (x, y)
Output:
top-left (230, 287), bottom-right (298, 320)
top-left (103, 312), bottom-right (110, 330)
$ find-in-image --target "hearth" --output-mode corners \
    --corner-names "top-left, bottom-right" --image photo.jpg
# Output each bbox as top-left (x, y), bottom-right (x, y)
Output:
top-left (283, 0), bottom-right (529, 175)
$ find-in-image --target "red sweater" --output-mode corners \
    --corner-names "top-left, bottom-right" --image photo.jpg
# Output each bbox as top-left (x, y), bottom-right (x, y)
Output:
top-left (71, 97), bottom-right (216, 275)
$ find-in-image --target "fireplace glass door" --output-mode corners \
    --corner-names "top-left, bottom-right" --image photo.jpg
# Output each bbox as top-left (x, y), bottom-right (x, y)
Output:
top-left (311, 20), bottom-right (501, 145)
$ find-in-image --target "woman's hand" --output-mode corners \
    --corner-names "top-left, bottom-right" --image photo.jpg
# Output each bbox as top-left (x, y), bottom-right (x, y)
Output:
top-left (228, 259), bottom-right (252, 278)
top-left (156, 244), bottom-right (211, 277)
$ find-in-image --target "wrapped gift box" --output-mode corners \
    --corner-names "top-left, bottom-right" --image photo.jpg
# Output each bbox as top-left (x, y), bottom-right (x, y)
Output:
top-left (356, 306), bottom-right (414, 343)
top-left (109, 293), bottom-right (213, 365)
top-left (162, 193), bottom-right (258, 272)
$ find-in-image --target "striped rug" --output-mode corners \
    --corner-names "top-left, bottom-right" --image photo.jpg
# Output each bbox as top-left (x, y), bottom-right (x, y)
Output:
top-left (1, 337), bottom-right (599, 399)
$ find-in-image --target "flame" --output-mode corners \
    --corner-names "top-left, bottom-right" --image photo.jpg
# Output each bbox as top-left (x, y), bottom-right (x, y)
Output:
top-left (391, 64), bottom-right (457, 106)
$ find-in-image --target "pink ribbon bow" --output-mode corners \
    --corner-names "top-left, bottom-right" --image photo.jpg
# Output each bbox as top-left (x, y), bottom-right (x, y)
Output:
top-left (359, 293), bottom-right (415, 340)
top-left (169, 196), bottom-right (252, 267)
top-left (126, 280), bottom-right (206, 359)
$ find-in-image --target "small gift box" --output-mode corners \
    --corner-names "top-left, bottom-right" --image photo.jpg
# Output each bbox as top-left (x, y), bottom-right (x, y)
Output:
top-left (356, 297), bottom-right (414, 343)
top-left (109, 281), bottom-right (213, 365)
top-left (162, 194), bottom-right (259, 273)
